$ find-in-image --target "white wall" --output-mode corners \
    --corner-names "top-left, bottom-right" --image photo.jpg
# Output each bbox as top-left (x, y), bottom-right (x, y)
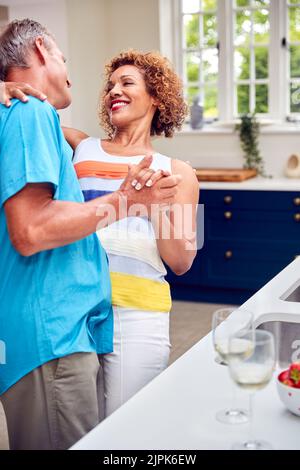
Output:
top-left (0, 5), bottom-right (8, 29)
top-left (6, 0), bottom-right (68, 51)
top-left (104, 0), bottom-right (160, 58)
top-left (65, 0), bottom-right (107, 136)
top-left (153, 130), bottom-right (300, 177)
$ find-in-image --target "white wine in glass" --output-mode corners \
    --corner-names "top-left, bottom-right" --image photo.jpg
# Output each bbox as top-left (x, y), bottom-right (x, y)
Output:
top-left (228, 329), bottom-right (275, 450)
top-left (212, 307), bottom-right (254, 424)
top-left (230, 363), bottom-right (274, 392)
top-left (215, 336), bottom-right (254, 363)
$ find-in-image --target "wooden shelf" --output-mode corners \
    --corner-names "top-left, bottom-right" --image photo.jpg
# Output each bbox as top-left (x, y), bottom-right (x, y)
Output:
top-left (195, 168), bottom-right (257, 182)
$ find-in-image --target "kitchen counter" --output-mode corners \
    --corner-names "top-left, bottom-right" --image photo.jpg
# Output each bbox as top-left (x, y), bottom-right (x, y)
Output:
top-left (71, 258), bottom-right (300, 450)
top-left (244, 257), bottom-right (300, 326)
top-left (199, 177), bottom-right (300, 191)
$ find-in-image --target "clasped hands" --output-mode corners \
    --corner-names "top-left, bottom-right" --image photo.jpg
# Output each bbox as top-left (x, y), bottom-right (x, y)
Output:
top-left (0, 81), bottom-right (182, 211)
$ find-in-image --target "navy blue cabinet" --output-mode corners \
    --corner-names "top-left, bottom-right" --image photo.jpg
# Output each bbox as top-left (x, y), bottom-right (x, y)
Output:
top-left (167, 189), bottom-right (300, 305)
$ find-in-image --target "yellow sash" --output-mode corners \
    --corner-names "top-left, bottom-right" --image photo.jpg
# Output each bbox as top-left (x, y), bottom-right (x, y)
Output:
top-left (110, 272), bottom-right (171, 313)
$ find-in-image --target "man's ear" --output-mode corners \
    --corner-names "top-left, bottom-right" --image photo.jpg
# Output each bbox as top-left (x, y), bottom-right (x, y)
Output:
top-left (34, 37), bottom-right (49, 65)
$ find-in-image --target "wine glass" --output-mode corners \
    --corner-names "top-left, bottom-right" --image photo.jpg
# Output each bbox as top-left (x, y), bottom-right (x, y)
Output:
top-left (212, 307), bottom-right (254, 424)
top-left (228, 329), bottom-right (275, 450)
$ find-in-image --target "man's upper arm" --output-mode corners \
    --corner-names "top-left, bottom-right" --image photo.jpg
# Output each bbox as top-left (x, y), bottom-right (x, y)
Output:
top-left (5, 183), bottom-right (54, 220)
top-left (0, 99), bottom-right (62, 208)
top-left (4, 183), bottom-right (54, 254)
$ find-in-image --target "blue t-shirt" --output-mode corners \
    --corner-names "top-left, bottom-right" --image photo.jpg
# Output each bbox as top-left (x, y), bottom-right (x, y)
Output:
top-left (0, 98), bottom-right (113, 395)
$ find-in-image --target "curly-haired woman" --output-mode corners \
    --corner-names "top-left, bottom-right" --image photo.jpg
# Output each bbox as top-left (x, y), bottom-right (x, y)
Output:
top-left (5, 50), bottom-right (199, 418)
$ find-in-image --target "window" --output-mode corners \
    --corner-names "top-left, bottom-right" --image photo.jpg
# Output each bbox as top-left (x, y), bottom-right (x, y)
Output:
top-left (162, 0), bottom-right (300, 124)
top-left (288, 1), bottom-right (300, 115)
top-left (181, 0), bottom-right (219, 120)
top-left (233, 0), bottom-right (270, 115)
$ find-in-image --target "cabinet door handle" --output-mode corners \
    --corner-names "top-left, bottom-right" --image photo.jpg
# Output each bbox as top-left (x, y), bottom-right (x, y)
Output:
top-left (294, 198), bottom-right (300, 206)
top-left (294, 213), bottom-right (300, 222)
top-left (225, 250), bottom-right (233, 259)
top-left (224, 195), bottom-right (232, 204)
top-left (224, 211), bottom-right (232, 220)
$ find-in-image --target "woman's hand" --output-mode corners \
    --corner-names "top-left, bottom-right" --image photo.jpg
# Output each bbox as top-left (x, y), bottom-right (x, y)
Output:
top-left (119, 155), bottom-right (181, 210)
top-left (0, 81), bottom-right (47, 107)
top-left (130, 166), bottom-right (171, 191)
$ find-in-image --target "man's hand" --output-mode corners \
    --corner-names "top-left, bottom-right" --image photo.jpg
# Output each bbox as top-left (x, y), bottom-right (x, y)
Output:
top-left (119, 155), bottom-right (182, 213)
top-left (123, 155), bottom-right (171, 190)
top-left (0, 81), bottom-right (47, 107)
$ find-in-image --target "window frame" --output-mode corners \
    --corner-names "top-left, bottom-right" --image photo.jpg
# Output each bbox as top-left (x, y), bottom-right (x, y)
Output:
top-left (286, 1), bottom-right (300, 118)
top-left (232, 1), bottom-right (271, 117)
top-left (179, 1), bottom-right (219, 120)
top-left (159, 0), bottom-right (300, 127)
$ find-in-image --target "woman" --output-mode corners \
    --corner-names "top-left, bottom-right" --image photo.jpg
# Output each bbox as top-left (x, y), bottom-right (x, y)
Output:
top-left (5, 50), bottom-right (199, 418)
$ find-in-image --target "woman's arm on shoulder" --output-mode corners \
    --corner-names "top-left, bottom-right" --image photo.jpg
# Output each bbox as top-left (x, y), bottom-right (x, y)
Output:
top-left (62, 127), bottom-right (89, 151)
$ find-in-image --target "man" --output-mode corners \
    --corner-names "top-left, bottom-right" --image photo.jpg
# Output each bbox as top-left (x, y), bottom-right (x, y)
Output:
top-left (0, 19), bottom-right (180, 450)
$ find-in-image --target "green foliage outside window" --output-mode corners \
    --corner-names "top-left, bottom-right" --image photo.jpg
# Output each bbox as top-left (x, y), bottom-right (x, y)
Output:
top-left (184, 2), bottom-right (300, 119)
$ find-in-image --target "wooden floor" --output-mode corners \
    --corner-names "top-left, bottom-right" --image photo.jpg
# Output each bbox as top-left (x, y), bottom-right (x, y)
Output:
top-left (0, 300), bottom-right (231, 450)
top-left (169, 300), bottom-right (232, 363)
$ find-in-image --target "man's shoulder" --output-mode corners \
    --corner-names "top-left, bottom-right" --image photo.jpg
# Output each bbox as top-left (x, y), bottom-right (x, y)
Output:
top-left (1, 97), bottom-right (58, 122)
top-left (0, 98), bottom-right (63, 148)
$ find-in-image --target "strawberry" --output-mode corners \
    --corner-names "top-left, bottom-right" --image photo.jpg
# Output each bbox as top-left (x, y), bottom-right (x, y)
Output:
top-left (289, 362), bottom-right (300, 386)
top-left (278, 369), bottom-right (296, 387)
top-left (278, 370), bottom-right (290, 383)
top-left (283, 379), bottom-right (295, 387)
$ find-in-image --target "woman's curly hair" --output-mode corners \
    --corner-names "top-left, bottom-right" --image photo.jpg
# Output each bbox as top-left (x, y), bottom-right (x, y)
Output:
top-left (99, 49), bottom-right (188, 139)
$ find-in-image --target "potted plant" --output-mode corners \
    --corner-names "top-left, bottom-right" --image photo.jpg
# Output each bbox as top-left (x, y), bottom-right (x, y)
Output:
top-left (235, 113), bottom-right (268, 177)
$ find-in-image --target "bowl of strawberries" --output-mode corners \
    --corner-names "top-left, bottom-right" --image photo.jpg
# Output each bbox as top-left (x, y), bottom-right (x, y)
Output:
top-left (277, 362), bottom-right (300, 416)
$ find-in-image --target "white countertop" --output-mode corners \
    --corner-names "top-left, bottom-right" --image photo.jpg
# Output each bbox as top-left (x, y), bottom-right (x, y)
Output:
top-left (71, 258), bottom-right (300, 450)
top-left (199, 177), bottom-right (300, 191)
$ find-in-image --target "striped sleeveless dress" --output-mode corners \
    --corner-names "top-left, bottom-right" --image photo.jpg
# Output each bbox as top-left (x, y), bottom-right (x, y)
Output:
top-left (73, 137), bottom-right (172, 416)
top-left (73, 137), bottom-right (172, 313)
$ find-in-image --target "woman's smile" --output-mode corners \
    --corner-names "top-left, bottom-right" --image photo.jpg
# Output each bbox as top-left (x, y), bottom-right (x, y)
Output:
top-left (110, 99), bottom-right (130, 112)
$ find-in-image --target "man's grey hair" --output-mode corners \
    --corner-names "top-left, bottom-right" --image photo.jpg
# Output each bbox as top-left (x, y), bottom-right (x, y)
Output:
top-left (0, 18), bottom-right (55, 81)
